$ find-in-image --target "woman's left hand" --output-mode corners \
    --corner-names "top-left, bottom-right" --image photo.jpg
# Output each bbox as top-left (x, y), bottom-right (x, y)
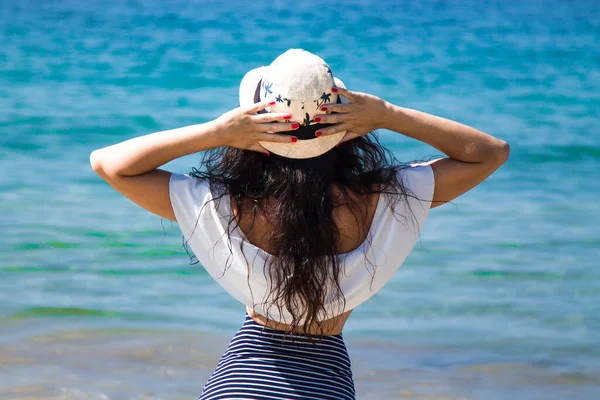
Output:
top-left (215, 100), bottom-right (300, 154)
top-left (312, 87), bottom-right (390, 143)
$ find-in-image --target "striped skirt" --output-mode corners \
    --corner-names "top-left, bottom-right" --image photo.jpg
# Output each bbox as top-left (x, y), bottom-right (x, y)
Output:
top-left (199, 314), bottom-right (355, 400)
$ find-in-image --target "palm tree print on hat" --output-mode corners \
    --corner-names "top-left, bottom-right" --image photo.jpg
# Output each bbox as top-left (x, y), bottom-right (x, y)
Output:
top-left (275, 94), bottom-right (283, 103)
top-left (314, 92), bottom-right (332, 108)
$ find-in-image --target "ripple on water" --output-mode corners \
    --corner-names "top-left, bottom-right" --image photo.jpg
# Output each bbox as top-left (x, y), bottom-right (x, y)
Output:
top-left (469, 269), bottom-right (565, 281)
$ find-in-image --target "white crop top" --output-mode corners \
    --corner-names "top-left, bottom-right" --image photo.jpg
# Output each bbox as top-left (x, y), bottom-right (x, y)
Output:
top-left (169, 164), bottom-right (435, 323)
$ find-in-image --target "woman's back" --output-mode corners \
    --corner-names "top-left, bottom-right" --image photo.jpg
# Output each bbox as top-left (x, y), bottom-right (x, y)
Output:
top-left (237, 186), bottom-right (381, 334)
top-left (235, 187), bottom-right (381, 256)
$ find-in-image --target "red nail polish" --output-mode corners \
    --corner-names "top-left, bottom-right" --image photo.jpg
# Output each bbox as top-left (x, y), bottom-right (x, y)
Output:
top-left (315, 131), bottom-right (322, 137)
top-left (314, 117), bottom-right (321, 122)
top-left (335, 142), bottom-right (341, 147)
top-left (263, 151), bottom-right (270, 157)
top-left (291, 123), bottom-right (300, 129)
top-left (284, 115), bottom-right (292, 119)
top-left (321, 107), bottom-right (328, 111)
top-left (332, 87), bottom-right (338, 93)
top-left (269, 101), bottom-right (276, 105)
top-left (291, 136), bottom-right (298, 143)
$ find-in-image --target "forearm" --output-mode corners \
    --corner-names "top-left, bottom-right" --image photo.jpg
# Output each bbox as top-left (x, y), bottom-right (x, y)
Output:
top-left (90, 120), bottom-right (223, 177)
top-left (382, 104), bottom-right (509, 163)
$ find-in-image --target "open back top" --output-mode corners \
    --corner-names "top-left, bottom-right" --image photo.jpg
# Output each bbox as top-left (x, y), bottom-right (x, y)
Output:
top-left (169, 163), bottom-right (435, 324)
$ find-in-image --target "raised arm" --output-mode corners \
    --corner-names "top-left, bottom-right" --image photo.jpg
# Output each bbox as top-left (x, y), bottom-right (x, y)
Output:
top-left (314, 87), bottom-right (510, 208)
top-left (90, 101), bottom-right (297, 220)
top-left (381, 105), bottom-right (510, 207)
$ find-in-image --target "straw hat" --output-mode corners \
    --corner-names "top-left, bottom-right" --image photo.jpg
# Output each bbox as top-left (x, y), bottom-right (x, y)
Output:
top-left (239, 49), bottom-right (348, 159)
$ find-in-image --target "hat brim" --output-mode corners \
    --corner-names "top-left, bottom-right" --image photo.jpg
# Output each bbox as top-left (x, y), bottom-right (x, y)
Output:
top-left (239, 67), bottom-right (348, 159)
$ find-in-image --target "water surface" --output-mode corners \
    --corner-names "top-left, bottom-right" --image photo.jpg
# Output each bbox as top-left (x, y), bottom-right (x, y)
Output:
top-left (1, 0), bottom-right (599, 398)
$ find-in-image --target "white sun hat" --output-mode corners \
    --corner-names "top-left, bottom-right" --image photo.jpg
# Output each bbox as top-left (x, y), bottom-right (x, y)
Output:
top-left (238, 49), bottom-right (348, 159)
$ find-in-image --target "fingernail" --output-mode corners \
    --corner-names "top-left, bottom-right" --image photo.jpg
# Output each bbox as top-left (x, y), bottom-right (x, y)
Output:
top-left (315, 131), bottom-right (322, 137)
top-left (291, 136), bottom-right (298, 143)
top-left (291, 123), bottom-right (300, 129)
top-left (335, 142), bottom-right (341, 147)
top-left (269, 101), bottom-right (276, 105)
top-left (321, 107), bottom-right (328, 111)
top-left (314, 117), bottom-right (321, 122)
top-left (284, 114), bottom-right (292, 119)
top-left (332, 87), bottom-right (338, 93)
top-left (263, 152), bottom-right (270, 157)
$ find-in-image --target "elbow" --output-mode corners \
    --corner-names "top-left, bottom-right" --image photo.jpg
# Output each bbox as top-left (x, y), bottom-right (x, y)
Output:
top-left (89, 149), bottom-right (113, 178)
top-left (497, 140), bottom-right (511, 163)
top-left (488, 140), bottom-right (510, 165)
top-left (90, 150), bottom-right (103, 174)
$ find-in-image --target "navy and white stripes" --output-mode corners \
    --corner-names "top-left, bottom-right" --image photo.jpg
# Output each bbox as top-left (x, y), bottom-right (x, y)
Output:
top-left (199, 314), bottom-right (355, 400)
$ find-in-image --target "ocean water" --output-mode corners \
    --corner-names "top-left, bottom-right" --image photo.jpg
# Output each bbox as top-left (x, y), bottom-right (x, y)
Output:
top-left (1, 0), bottom-right (599, 399)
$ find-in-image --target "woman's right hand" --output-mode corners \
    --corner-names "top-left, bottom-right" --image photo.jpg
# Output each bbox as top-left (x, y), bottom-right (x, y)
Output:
top-left (312, 87), bottom-right (390, 142)
top-left (215, 100), bottom-right (300, 154)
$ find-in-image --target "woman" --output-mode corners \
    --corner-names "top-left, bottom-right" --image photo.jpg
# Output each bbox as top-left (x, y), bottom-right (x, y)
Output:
top-left (91, 49), bottom-right (509, 399)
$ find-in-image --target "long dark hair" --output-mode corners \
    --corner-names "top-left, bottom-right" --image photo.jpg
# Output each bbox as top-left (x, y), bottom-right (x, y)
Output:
top-left (189, 128), bottom-right (412, 335)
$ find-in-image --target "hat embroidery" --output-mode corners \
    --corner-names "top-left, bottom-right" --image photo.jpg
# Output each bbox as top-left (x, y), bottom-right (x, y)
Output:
top-left (312, 92), bottom-right (333, 110)
top-left (303, 113), bottom-right (313, 126)
top-left (262, 81), bottom-right (273, 98)
top-left (275, 95), bottom-right (291, 106)
top-left (316, 92), bottom-right (331, 107)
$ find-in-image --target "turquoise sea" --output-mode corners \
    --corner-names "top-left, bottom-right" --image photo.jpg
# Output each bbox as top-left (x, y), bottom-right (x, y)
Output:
top-left (1, 0), bottom-right (599, 399)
